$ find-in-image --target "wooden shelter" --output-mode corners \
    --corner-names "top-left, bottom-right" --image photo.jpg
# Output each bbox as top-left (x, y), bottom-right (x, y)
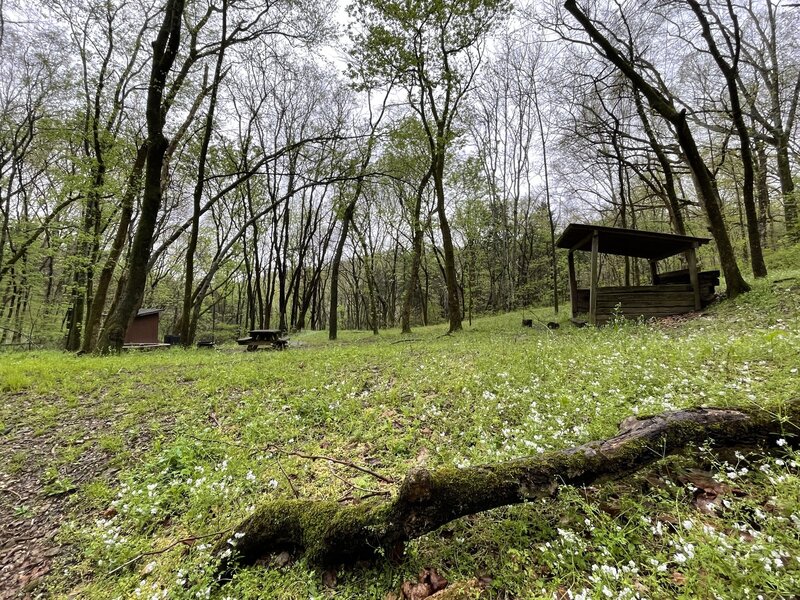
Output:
top-left (124, 308), bottom-right (163, 345)
top-left (556, 224), bottom-right (719, 325)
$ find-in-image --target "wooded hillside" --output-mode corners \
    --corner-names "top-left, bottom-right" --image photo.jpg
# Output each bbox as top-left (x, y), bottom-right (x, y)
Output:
top-left (1, 0), bottom-right (798, 350)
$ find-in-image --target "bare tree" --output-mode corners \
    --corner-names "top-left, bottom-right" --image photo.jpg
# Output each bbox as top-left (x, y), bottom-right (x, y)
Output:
top-left (564, 0), bottom-right (750, 298)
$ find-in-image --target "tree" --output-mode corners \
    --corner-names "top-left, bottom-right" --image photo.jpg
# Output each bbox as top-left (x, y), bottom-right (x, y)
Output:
top-left (564, 0), bottom-right (751, 299)
top-left (685, 0), bottom-right (766, 278)
top-left (96, 0), bottom-right (187, 353)
top-left (178, 0), bottom-right (230, 347)
top-left (381, 117), bottom-right (434, 334)
top-left (737, 0), bottom-right (800, 241)
top-left (349, 0), bottom-right (511, 332)
top-left (215, 400), bottom-right (800, 571)
top-left (328, 85), bottom-right (391, 341)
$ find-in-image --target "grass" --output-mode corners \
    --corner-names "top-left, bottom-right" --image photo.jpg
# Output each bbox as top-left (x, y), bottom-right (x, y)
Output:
top-left (1, 268), bottom-right (799, 599)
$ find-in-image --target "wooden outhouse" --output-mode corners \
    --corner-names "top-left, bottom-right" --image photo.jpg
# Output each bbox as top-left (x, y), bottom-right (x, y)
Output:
top-left (556, 224), bottom-right (719, 325)
top-left (124, 308), bottom-right (163, 345)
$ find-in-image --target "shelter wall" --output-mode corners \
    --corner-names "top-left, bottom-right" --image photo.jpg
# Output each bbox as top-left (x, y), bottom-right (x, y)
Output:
top-left (572, 270), bottom-right (719, 324)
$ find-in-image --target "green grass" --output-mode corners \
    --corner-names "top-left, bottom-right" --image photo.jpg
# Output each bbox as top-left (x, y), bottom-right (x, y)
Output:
top-left (2, 269), bottom-right (799, 599)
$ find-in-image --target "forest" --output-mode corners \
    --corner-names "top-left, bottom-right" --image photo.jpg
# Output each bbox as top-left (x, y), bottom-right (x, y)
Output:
top-left (1, 0), bottom-right (797, 352)
top-left (2, 1), bottom-right (800, 598)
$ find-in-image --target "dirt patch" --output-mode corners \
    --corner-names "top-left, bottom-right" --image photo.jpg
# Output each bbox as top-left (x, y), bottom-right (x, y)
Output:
top-left (0, 400), bottom-right (170, 599)
top-left (0, 416), bottom-right (115, 598)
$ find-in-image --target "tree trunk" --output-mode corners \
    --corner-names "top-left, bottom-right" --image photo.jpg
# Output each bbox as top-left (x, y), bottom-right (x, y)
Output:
top-left (351, 220), bottom-right (379, 335)
top-left (687, 0), bottom-right (766, 278)
top-left (328, 198), bottom-right (356, 341)
top-left (564, 0), bottom-right (750, 298)
top-left (180, 7), bottom-right (227, 347)
top-left (216, 400), bottom-right (800, 572)
top-left (632, 88), bottom-right (686, 235)
top-left (531, 75), bottom-right (559, 314)
top-left (96, 0), bottom-right (186, 353)
top-left (83, 142), bottom-right (147, 353)
top-left (432, 153), bottom-right (462, 333)
top-left (775, 134), bottom-right (799, 241)
top-left (401, 169), bottom-right (432, 334)
top-left (754, 138), bottom-right (770, 246)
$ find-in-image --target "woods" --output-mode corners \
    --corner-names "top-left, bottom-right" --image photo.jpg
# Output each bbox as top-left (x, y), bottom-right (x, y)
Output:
top-left (0, 0), bottom-right (798, 349)
top-left (3, 2), bottom-right (800, 596)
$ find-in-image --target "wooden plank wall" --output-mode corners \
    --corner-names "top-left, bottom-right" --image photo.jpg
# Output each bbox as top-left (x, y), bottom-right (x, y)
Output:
top-left (594, 287), bottom-right (695, 323)
top-left (571, 270), bottom-right (720, 324)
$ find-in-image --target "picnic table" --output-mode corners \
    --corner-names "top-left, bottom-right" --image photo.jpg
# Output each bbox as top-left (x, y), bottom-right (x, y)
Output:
top-left (237, 329), bottom-right (288, 352)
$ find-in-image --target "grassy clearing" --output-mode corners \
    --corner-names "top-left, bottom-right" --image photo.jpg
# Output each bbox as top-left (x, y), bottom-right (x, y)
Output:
top-left (1, 270), bottom-right (799, 599)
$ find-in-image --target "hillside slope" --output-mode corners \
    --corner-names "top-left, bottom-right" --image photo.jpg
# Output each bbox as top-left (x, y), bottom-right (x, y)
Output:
top-left (1, 271), bottom-right (799, 599)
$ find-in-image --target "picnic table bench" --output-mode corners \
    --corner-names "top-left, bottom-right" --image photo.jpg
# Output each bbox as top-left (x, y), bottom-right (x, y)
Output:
top-left (237, 329), bottom-right (289, 352)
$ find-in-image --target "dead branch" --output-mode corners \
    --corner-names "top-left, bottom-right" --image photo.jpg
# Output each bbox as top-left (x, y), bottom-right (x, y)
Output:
top-left (215, 401), bottom-right (798, 574)
top-left (275, 457), bottom-right (299, 499)
top-left (109, 528), bottom-right (231, 575)
top-left (267, 445), bottom-right (395, 484)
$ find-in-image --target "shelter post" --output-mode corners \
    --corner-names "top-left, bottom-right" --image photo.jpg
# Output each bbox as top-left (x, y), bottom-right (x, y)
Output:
top-left (568, 250), bottom-right (578, 318)
top-left (687, 244), bottom-right (701, 310)
top-left (589, 231), bottom-right (599, 325)
top-left (649, 260), bottom-right (659, 285)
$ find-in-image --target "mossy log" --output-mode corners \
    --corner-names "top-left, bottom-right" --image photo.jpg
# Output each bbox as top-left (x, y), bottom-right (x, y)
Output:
top-left (216, 402), bottom-right (799, 573)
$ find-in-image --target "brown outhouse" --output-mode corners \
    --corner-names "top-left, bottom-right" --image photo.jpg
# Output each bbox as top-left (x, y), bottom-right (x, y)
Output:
top-left (124, 309), bottom-right (163, 345)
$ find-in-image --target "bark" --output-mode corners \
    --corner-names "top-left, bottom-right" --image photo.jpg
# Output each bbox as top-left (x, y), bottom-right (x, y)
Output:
top-left (215, 400), bottom-right (800, 573)
top-left (564, 0), bottom-right (750, 298)
top-left (687, 0), bottom-right (766, 278)
top-left (96, 0), bottom-right (186, 353)
top-left (82, 142), bottom-right (147, 353)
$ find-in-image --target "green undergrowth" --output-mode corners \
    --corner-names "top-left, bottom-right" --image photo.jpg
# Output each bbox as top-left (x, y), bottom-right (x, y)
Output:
top-left (1, 269), bottom-right (799, 599)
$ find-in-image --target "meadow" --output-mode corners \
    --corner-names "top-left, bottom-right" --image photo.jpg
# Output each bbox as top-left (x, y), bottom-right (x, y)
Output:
top-left (1, 269), bottom-right (799, 599)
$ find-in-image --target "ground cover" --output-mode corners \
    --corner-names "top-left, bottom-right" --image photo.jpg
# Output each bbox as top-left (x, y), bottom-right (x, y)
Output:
top-left (1, 270), bottom-right (799, 599)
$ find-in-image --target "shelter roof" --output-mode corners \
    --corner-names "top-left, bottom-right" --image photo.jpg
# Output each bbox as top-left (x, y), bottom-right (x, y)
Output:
top-left (556, 223), bottom-right (710, 260)
top-left (136, 308), bottom-right (163, 317)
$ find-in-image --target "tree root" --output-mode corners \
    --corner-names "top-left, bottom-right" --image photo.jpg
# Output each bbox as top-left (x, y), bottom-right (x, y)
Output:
top-left (215, 401), bottom-right (798, 574)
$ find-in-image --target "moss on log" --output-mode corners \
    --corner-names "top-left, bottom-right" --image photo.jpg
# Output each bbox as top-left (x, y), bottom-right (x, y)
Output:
top-left (216, 401), bottom-right (799, 573)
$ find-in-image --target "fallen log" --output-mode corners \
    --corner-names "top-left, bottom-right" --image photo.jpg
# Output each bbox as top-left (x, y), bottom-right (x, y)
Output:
top-left (216, 401), bottom-right (799, 573)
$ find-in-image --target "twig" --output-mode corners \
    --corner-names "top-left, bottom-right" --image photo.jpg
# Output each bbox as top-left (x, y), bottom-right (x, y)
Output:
top-left (529, 312), bottom-right (556, 334)
top-left (268, 444), bottom-right (395, 484)
top-left (108, 528), bottom-right (231, 575)
top-left (391, 338), bottom-right (423, 345)
top-left (355, 491), bottom-right (389, 501)
top-left (275, 456), bottom-right (299, 499)
top-left (0, 486), bottom-right (24, 501)
top-left (326, 465), bottom-right (391, 496)
top-left (182, 435), bottom-right (395, 485)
